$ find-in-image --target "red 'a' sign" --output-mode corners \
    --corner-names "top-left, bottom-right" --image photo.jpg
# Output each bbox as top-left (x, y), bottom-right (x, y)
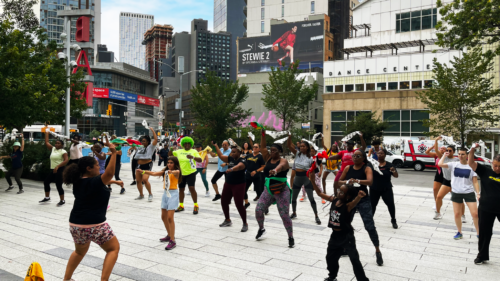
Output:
top-left (76, 16), bottom-right (90, 42)
top-left (72, 50), bottom-right (93, 76)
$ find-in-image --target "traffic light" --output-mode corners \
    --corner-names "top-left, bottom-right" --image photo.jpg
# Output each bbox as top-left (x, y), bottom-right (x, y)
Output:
top-left (106, 104), bottom-right (112, 116)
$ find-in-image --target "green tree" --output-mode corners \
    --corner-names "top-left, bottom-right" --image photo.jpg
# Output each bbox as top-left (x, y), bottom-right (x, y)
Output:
top-left (436, 0), bottom-right (500, 58)
top-left (0, 0), bottom-right (88, 131)
top-left (416, 48), bottom-right (500, 145)
top-left (89, 129), bottom-right (102, 139)
top-left (190, 72), bottom-right (252, 144)
top-left (261, 61), bottom-right (318, 131)
top-left (340, 111), bottom-right (390, 144)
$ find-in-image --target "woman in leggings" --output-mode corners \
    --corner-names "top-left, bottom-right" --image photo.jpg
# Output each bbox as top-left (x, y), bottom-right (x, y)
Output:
top-left (255, 130), bottom-right (293, 247)
top-left (40, 131), bottom-right (68, 206)
top-left (339, 149), bottom-right (383, 266)
top-left (287, 136), bottom-right (321, 224)
top-left (62, 138), bottom-right (121, 281)
top-left (128, 144), bottom-right (138, 185)
top-left (321, 139), bottom-right (340, 194)
top-left (425, 139), bottom-right (446, 209)
top-left (370, 149), bottom-right (399, 229)
top-left (2, 135), bottom-right (24, 193)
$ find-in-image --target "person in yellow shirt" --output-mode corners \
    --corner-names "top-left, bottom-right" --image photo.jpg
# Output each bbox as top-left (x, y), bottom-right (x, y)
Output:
top-left (322, 138), bottom-right (341, 194)
top-left (138, 156), bottom-right (180, 250)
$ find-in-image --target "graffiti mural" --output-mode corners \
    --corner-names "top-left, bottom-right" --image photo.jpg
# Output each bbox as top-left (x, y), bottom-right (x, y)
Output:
top-left (239, 111), bottom-right (285, 131)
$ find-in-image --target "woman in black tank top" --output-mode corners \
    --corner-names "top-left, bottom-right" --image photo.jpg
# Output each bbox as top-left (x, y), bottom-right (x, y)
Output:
top-left (255, 130), bottom-right (294, 248)
top-left (311, 183), bottom-right (368, 281)
top-left (338, 149), bottom-right (384, 266)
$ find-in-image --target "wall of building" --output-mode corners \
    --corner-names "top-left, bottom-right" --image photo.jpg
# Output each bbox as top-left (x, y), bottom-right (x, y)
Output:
top-left (171, 32), bottom-right (191, 92)
top-left (119, 12), bottom-right (154, 70)
top-left (226, 0), bottom-right (246, 82)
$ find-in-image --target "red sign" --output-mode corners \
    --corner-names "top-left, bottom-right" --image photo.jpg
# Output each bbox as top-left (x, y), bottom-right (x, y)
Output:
top-left (93, 88), bottom-right (109, 98)
top-left (76, 16), bottom-right (90, 42)
top-left (85, 82), bottom-right (94, 106)
top-left (137, 95), bottom-right (160, 107)
top-left (72, 49), bottom-right (92, 76)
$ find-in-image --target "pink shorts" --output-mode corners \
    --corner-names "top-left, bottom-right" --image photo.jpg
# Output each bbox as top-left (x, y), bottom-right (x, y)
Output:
top-left (334, 170), bottom-right (343, 182)
top-left (69, 222), bottom-right (115, 245)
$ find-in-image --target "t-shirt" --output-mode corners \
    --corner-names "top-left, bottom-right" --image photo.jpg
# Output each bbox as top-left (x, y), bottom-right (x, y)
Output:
top-left (134, 144), bottom-right (156, 160)
top-left (50, 147), bottom-right (67, 169)
top-left (217, 148), bottom-right (231, 172)
top-left (442, 156), bottom-right (459, 180)
top-left (226, 156), bottom-right (246, 184)
top-left (196, 155), bottom-right (208, 168)
top-left (245, 153), bottom-right (265, 173)
top-left (371, 162), bottom-right (395, 190)
top-left (294, 151), bottom-right (314, 170)
top-left (475, 164), bottom-right (500, 214)
top-left (69, 144), bottom-right (83, 160)
top-left (447, 162), bottom-right (477, 194)
top-left (325, 150), bottom-right (340, 171)
top-left (337, 149), bottom-right (358, 172)
top-left (10, 150), bottom-right (23, 169)
top-left (173, 149), bottom-right (200, 176)
top-left (69, 176), bottom-right (110, 224)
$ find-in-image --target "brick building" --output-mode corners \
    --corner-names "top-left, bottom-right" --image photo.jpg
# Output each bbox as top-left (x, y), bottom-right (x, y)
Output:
top-left (143, 24), bottom-right (174, 81)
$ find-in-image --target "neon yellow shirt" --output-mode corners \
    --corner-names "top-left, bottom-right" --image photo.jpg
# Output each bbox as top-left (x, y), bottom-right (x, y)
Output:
top-left (173, 149), bottom-right (200, 176)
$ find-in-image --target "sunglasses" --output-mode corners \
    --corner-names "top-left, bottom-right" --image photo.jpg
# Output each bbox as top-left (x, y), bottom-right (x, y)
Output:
top-left (352, 154), bottom-right (362, 158)
top-left (253, 146), bottom-right (259, 148)
top-left (447, 150), bottom-right (453, 152)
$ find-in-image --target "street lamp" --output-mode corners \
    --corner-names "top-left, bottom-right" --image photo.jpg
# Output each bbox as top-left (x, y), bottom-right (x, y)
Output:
top-left (309, 105), bottom-right (323, 140)
top-left (60, 17), bottom-right (78, 137)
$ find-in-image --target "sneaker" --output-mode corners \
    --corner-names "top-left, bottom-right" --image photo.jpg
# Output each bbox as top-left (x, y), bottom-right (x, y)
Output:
top-left (130, 181), bottom-right (136, 185)
top-left (245, 203), bottom-right (251, 209)
top-left (324, 278), bottom-right (337, 281)
top-left (219, 220), bottom-right (232, 227)
top-left (290, 213), bottom-right (297, 219)
top-left (107, 205), bottom-right (111, 210)
top-left (120, 188), bottom-right (125, 194)
top-left (57, 200), bottom-right (65, 207)
top-left (391, 220), bottom-right (398, 229)
top-left (241, 224), bottom-right (248, 232)
top-left (205, 191), bottom-right (210, 197)
top-left (175, 206), bottom-right (184, 212)
top-left (148, 194), bottom-right (153, 202)
top-left (376, 252), bottom-right (383, 266)
top-left (256, 228), bottom-right (266, 240)
top-left (17, 189), bottom-right (24, 194)
top-left (299, 196), bottom-right (305, 202)
top-left (39, 198), bottom-right (50, 203)
top-left (477, 235), bottom-right (479, 239)
top-left (212, 194), bottom-right (221, 201)
top-left (253, 196), bottom-right (260, 202)
top-left (6, 186), bottom-right (14, 191)
top-left (433, 212), bottom-right (442, 220)
top-left (474, 257), bottom-right (486, 264)
top-left (462, 215), bottom-right (467, 223)
top-left (288, 237), bottom-right (295, 248)
top-left (165, 240), bottom-right (176, 250)
top-left (322, 199), bottom-right (326, 204)
top-left (135, 195), bottom-right (144, 200)
top-left (159, 236), bottom-right (171, 242)
top-left (193, 206), bottom-right (199, 215)
top-left (186, 190), bottom-right (191, 195)
top-left (265, 209), bottom-right (269, 215)
top-left (454, 232), bottom-right (463, 240)
top-left (315, 217), bottom-right (321, 225)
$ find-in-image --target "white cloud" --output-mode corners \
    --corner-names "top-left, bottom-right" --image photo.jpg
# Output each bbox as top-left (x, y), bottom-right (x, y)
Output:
top-left (101, 0), bottom-right (214, 60)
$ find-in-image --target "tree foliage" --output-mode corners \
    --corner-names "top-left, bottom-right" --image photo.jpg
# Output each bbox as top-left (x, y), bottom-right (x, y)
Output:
top-left (340, 111), bottom-right (390, 144)
top-left (261, 61), bottom-right (318, 131)
top-left (416, 48), bottom-right (500, 145)
top-left (0, 0), bottom-right (88, 131)
top-left (190, 72), bottom-right (252, 145)
top-left (436, 0), bottom-right (500, 58)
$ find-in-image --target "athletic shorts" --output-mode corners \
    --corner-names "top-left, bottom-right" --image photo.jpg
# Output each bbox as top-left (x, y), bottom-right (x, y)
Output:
top-left (434, 170), bottom-right (443, 183)
top-left (69, 222), bottom-right (115, 245)
top-left (136, 162), bottom-right (153, 172)
top-left (179, 172), bottom-right (196, 188)
top-left (211, 170), bottom-right (226, 184)
top-left (442, 178), bottom-right (451, 187)
top-left (325, 168), bottom-right (338, 173)
top-left (161, 189), bottom-right (179, 210)
top-left (451, 192), bottom-right (477, 203)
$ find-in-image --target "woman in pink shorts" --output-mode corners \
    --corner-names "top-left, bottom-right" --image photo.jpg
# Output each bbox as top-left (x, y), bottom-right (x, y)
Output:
top-left (62, 136), bottom-right (121, 281)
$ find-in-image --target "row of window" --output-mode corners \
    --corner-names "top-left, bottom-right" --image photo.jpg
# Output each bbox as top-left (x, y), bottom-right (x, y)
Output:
top-left (396, 8), bottom-right (438, 33)
top-left (93, 72), bottom-right (147, 96)
top-left (326, 80), bottom-right (434, 93)
top-left (260, 1), bottom-right (315, 33)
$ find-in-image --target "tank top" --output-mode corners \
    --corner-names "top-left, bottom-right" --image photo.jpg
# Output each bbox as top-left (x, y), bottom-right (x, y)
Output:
top-left (344, 164), bottom-right (369, 194)
top-left (264, 158), bottom-right (289, 185)
top-left (69, 144), bottom-right (82, 160)
top-left (164, 172), bottom-right (179, 190)
top-left (328, 198), bottom-right (352, 233)
top-left (94, 154), bottom-right (106, 174)
top-left (326, 150), bottom-right (340, 170)
top-left (371, 147), bottom-right (379, 161)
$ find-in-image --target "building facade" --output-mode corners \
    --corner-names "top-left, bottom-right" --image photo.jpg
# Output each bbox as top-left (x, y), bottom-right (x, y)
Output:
top-left (39, 0), bottom-right (101, 64)
top-left (77, 62), bottom-right (159, 136)
top-left (97, 44), bottom-right (114, 63)
top-left (119, 12), bottom-right (154, 70)
top-left (214, 0), bottom-right (246, 82)
top-left (144, 24), bottom-right (174, 81)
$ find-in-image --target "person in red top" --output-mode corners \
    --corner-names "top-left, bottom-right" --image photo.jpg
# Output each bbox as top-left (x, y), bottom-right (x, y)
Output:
top-left (328, 133), bottom-right (366, 195)
top-left (273, 26), bottom-right (297, 65)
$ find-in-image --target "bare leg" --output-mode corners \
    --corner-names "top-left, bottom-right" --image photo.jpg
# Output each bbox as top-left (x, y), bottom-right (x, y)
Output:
top-left (322, 171), bottom-right (330, 194)
top-left (432, 181), bottom-right (441, 201)
top-left (466, 201), bottom-right (479, 235)
top-left (167, 210), bottom-right (175, 241)
top-left (143, 174), bottom-right (152, 195)
top-left (99, 236), bottom-right (120, 281)
top-left (64, 242), bottom-right (90, 280)
top-left (285, 46), bottom-right (294, 62)
top-left (179, 188), bottom-right (185, 204)
top-left (212, 183), bottom-right (220, 195)
top-left (436, 185), bottom-right (451, 213)
top-left (135, 171), bottom-right (144, 196)
top-left (453, 202), bottom-right (463, 233)
top-left (188, 185), bottom-right (197, 203)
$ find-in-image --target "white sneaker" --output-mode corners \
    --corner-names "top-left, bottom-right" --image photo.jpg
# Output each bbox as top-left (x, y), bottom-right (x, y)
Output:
top-left (462, 215), bottom-right (467, 223)
top-left (186, 191), bottom-right (191, 195)
top-left (148, 194), bottom-right (153, 202)
top-left (205, 191), bottom-right (210, 197)
top-left (432, 204), bottom-right (436, 210)
top-left (433, 212), bottom-right (442, 220)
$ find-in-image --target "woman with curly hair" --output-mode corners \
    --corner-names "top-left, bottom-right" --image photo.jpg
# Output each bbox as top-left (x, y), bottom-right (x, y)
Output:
top-left (169, 137), bottom-right (202, 214)
top-left (134, 127), bottom-right (158, 202)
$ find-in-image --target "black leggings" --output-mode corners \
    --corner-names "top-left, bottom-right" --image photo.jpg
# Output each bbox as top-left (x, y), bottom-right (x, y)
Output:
top-left (44, 168), bottom-right (64, 195)
top-left (291, 175), bottom-right (317, 215)
top-left (326, 231), bottom-right (368, 281)
top-left (370, 186), bottom-right (396, 221)
top-left (6, 167), bottom-right (23, 189)
top-left (245, 172), bottom-right (262, 199)
top-left (477, 207), bottom-right (500, 261)
top-left (211, 170), bottom-right (226, 184)
top-left (131, 159), bottom-right (138, 180)
top-left (105, 160), bottom-right (121, 181)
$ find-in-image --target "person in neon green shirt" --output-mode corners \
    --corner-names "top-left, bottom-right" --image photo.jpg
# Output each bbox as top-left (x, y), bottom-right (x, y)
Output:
top-left (170, 137), bottom-right (202, 214)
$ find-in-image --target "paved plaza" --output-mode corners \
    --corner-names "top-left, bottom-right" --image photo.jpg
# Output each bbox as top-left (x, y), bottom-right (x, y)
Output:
top-left (0, 164), bottom-right (499, 281)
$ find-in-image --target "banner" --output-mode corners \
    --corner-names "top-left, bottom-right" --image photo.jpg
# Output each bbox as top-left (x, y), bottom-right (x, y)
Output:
top-left (93, 88), bottom-right (109, 98)
top-left (109, 89), bottom-right (137, 103)
top-left (138, 95), bottom-right (160, 107)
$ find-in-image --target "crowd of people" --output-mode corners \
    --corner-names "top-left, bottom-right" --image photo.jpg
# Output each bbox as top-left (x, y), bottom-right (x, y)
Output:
top-left (1, 128), bottom-right (499, 281)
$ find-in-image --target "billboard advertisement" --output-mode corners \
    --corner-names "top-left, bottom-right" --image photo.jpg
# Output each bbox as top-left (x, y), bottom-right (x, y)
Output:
top-left (239, 20), bottom-right (324, 73)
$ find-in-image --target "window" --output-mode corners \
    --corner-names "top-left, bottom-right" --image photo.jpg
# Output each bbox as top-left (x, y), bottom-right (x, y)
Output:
top-left (388, 82), bottom-right (398, 90)
top-left (424, 80), bottom-right (434, 88)
top-left (261, 8), bottom-right (265, 20)
top-left (315, 109), bottom-right (318, 119)
top-left (328, 40), bottom-right (331, 51)
top-left (383, 110), bottom-right (429, 137)
top-left (331, 111), bottom-right (372, 142)
top-left (396, 8), bottom-right (438, 33)
top-left (261, 0), bottom-right (265, 6)
top-left (400, 81), bottom-right (410, 89)
top-left (377, 83), bottom-right (387, 90)
top-left (282, 5), bottom-right (284, 17)
top-left (326, 86), bottom-right (333, 93)
top-left (135, 103), bottom-right (154, 118)
top-left (335, 85), bottom-right (343, 92)
top-left (282, 0), bottom-right (284, 3)
top-left (345, 85), bottom-right (354, 92)
top-left (261, 21), bottom-right (265, 33)
top-left (311, 1), bottom-right (315, 14)
top-left (355, 84), bottom-right (364, 91)
top-left (366, 83), bottom-right (375, 91)
top-left (412, 81), bottom-right (422, 89)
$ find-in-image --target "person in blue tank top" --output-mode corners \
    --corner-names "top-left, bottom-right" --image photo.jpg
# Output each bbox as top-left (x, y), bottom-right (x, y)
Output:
top-left (368, 140), bottom-right (381, 161)
top-left (91, 141), bottom-right (107, 175)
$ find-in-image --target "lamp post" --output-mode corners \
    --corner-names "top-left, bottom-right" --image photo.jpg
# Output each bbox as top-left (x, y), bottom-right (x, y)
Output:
top-left (309, 105), bottom-right (323, 141)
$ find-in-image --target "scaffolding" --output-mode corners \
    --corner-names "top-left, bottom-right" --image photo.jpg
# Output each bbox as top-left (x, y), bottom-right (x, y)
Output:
top-left (144, 24), bottom-right (174, 81)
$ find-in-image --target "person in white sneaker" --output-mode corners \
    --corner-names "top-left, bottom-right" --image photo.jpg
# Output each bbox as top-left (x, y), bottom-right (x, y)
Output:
top-left (194, 144), bottom-right (211, 197)
top-left (438, 148), bottom-right (479, 240)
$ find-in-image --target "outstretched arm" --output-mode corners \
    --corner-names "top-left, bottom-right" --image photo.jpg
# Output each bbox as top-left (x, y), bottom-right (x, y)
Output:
top-left (20, 135), bottom-right (25, 151)
top-left (359, 132), bottom-right (366, 151)
top-left (435, 136), bottom-right (443, 158)
top-left (260, 130), bottom-right (270, 161)
top-left (101, 136), bottom-right (117, 185)
top-left (248, 135), bottom-right (254, 147)
top-left (468, 144), bottom-right (479, 171)
top-left (44, 132), bottom-right (53, 150)
top-left (150, 127), bottom-right (158, 146)
top-left (213, 142), bottom-right (229, 163)
top-left (347, 191), bottom-right (366, 212)
top-left (287, 135), bottom-right (297, 155)
top-left (322, 137), bottom-right (328, 151)
top-left (425, 145), bottom-right (437, 158)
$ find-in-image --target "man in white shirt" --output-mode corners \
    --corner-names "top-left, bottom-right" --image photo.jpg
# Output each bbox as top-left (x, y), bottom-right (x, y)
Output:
top-left (439, 147), bottom-right (480, 240)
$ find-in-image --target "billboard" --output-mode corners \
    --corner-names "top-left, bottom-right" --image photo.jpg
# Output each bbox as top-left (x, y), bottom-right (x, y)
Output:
top-left (239, 20), bottom-right (324, 73)
top-left (92, 88), bottom-right (160, 107)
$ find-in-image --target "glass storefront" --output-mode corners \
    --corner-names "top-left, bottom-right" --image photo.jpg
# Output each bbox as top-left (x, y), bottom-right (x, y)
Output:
top-left (93, 71), bottom-right (147, 96)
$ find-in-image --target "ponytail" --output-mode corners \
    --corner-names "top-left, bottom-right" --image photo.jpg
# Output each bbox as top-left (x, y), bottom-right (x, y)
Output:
top-left (63, 156), bottom-right (96, 188)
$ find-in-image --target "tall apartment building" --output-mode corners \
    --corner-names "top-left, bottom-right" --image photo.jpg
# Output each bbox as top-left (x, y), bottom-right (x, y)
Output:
top-left (39, 0), bottom-right (101, 64)
top-left (144, 24), bottom-right (174, 81)
top-left (119, 12), bottom-right (154, 70)
top-left (214, 0), bottom-right (246, 81)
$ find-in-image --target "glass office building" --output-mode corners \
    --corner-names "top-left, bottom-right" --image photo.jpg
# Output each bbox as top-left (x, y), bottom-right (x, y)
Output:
top-left (119, 12), bottom-right (154, 70)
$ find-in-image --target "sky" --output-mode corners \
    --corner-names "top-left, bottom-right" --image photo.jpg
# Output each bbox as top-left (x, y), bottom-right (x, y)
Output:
top-left (101, 0), bottom-right (214, 59)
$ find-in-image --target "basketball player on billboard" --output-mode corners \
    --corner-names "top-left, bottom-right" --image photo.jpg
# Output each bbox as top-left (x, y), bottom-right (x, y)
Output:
top-left (273, 26), bottom-right (297, 65)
